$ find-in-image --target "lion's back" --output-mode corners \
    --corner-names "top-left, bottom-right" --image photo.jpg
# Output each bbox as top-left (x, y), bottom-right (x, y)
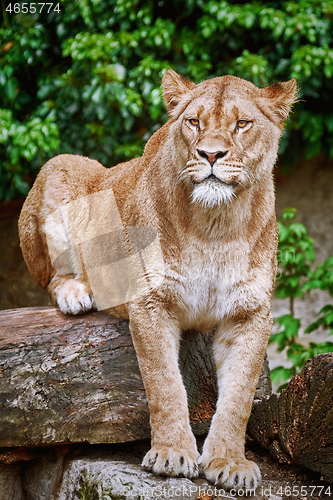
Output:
top-left (19, 154), bottom-right (108, 287)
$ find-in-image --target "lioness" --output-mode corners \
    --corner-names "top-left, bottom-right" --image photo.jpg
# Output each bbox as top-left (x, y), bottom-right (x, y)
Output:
top-left (19, 69), bottom-right (297, 489)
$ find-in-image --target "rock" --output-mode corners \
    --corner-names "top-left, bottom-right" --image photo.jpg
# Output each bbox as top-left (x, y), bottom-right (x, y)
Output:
top-left (57, 458), bottom-right (202, 500)
top-left (0, 463), bottom-right (24, 500)
top-left (22, 449), bottom-right (65, 500)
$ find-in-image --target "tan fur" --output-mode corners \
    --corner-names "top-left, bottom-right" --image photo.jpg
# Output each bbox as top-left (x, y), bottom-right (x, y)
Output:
top-left (19, 70), bottom-right (298, 489)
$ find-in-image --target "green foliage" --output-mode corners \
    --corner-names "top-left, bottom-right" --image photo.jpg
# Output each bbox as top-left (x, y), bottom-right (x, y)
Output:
top-left (1, 0), bottom-right (333, 199)
top-left (270, 208), bottom-right (333, 390)
top-left (276, 207), bottom-right (315, 301)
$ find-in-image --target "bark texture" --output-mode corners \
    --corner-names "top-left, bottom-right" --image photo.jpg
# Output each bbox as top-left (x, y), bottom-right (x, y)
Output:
top-left (0, 306), bottom-right (270, 448)
top-left (248, 353), bottom-right (333, 484)
top-left (0, 307), bottom-right (149, 446)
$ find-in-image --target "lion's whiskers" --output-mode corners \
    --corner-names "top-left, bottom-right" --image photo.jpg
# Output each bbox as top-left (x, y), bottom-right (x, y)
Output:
top-left (219, 161), bottom-right (245, 169)
top-left (177, 164), bottom-right (202, 184)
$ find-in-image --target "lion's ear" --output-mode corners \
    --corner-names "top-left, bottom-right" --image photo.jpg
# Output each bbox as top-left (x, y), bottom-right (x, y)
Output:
top-left (162, 69), bottom-right (195, 116)
top-left (260, 79), bottom-right (299, 125)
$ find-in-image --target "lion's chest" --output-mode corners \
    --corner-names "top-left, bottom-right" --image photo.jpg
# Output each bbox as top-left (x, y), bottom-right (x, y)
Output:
top-left (165, 239), bottom-right (251, 330)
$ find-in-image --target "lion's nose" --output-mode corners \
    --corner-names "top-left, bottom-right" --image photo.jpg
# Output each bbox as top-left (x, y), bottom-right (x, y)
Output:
top-left (197, 149), bottom-right (228, 166)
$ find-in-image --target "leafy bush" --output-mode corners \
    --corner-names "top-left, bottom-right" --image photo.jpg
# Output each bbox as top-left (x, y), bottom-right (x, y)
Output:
top-left (1, 0), bottom-right (333, 199)
top-left (270, 208), bottom-right (333, 389)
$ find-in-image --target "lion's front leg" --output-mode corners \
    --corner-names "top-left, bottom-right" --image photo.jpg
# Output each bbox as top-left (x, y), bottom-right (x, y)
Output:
top-left (200, 307), bottom-right (272, 490)
top-left (129, 302), bottom-right (199, 478)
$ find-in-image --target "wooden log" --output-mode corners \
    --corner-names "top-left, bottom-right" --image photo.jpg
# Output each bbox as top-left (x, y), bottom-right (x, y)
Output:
top-left (248, 353), bottom-right (333, 484)
top-left (0, 307), bottom-right (150, 446)
top-left (0, 306), bottom-right (270, 448)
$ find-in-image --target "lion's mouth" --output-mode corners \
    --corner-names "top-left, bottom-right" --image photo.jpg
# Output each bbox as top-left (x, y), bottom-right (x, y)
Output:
top-left (192, 174), bottom-right (239, 188)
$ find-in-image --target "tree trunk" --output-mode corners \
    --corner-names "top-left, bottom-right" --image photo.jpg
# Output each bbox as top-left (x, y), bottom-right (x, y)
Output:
top-left (0, 307), bottom-right (150, 446)
top-left (248, 353), bottom-right (333, 484)
top-left (0, 306), bottom-right (270, 448)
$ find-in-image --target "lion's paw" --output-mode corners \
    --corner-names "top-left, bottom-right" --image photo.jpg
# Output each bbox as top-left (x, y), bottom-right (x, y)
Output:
top-left (199, 456), bottom-right (261, 490)
top-left (55, 279), bottom-right (96, 315)
top-left (142, 447), bottom-right (199, 478)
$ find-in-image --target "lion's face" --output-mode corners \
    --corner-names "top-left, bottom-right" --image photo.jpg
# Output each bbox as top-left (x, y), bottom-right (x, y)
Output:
top-left (180, 94), bottom-right (268, 208)
top-left (162, 70), bottom-right (298, 209)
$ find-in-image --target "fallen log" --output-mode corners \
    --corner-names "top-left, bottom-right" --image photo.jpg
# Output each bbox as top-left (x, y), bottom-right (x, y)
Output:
top-left (0, 306), bottom-right (270, 448)
top-left (248, 353), bottom-right (333, 484)
top-left (0, 307), bottom-right (150, 446)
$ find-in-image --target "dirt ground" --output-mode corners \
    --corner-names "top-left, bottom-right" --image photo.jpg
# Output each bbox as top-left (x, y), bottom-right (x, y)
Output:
top-left (244, 442), bottom-right (331, 500)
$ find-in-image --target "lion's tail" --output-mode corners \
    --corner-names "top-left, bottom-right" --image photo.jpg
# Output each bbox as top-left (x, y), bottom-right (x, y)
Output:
top-left (18, 192), bottom-right (53, 290)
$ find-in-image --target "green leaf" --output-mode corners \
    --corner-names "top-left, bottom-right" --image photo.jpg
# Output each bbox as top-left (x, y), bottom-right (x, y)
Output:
top-left (319, 304), bottom-right (333, 315)
top-left (289, 222), bottom-right (307, 238)
top-left (323, 256), bottom-right (333, 268)
top-left (281, 208), bottom-right (297, 220)
top-left (278, 222), bottom-right (289, 242)
top-left (304, 321), bottom-right (320, 334)
top-left (270, 366), bottom-right (295, 385)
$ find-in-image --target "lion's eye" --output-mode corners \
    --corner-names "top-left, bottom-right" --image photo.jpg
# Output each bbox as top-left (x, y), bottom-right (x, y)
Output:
top-left (237, 120), bottom-right (249, 129)
top-left (189, 118), bottom-right (199, 127)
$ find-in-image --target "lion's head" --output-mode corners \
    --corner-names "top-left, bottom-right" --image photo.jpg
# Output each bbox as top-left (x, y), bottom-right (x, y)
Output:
top-left (161, 69), bottom-right (298, 208)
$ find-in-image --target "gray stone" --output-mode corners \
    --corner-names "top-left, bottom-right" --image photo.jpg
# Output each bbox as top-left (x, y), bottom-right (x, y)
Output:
top-left (22, 450), bottom-right (64, 500)
top-left (57, 458), bottom-right (205, 500)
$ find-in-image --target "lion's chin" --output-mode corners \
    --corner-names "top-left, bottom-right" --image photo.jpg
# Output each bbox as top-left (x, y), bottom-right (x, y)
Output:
top-left (190, 180), bottom-right (235, 208)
